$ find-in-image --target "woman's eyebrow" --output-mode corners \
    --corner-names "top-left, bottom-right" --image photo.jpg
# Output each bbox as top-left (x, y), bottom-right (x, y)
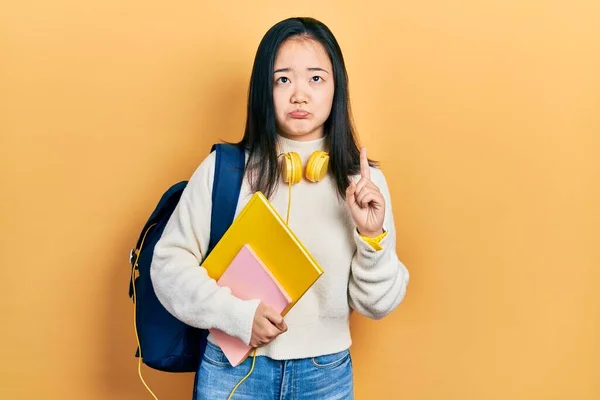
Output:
top-left (273, 67), bottom-right (330, 74)
top-left (308, 67), bottom-right (330, 74)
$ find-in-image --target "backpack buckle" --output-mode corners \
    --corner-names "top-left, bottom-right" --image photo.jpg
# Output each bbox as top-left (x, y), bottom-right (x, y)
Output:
top-left (129, 248), bottom-right (137, 267)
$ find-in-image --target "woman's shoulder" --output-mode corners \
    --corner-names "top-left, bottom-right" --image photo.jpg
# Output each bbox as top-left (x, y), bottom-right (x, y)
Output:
top-left (369, 164), bottom-right (387, 183)
top-left (188, 150), bottom-right (217, 189)
top-left (188, 145), bottom-right (249, 189)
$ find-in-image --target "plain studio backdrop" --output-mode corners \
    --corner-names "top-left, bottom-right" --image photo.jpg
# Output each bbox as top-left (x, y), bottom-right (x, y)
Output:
top-left (1, 1), bottom-right (598, 399)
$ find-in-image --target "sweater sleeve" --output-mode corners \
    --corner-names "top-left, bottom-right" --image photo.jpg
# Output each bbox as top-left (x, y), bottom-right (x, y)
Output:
top-left (150, 152), bottom-right (260, 345)
top-left (348, 169), bottom-right (410, 319)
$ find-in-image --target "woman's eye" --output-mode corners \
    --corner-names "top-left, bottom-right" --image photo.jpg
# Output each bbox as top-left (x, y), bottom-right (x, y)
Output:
top-left (311, 76), bottom-right (323, 82)
top-left (277, 77), bottom-right (289, 84)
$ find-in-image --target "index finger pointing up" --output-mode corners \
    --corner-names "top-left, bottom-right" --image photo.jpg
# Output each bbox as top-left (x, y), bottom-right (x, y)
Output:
top-left (360, 146), bottom-right (371, 179)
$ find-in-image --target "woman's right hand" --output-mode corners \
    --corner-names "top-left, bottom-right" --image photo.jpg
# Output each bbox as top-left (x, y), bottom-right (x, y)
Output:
top-left (250, 302), bottom-right (288, 348)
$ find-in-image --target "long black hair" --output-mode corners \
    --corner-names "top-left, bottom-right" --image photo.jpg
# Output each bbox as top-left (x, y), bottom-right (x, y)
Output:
top-left (238, 17), bottom-right (372, 199)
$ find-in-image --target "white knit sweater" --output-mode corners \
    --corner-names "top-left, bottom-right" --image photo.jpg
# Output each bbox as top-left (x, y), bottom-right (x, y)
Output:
top-left (151, 135), bottom-right (409, 360)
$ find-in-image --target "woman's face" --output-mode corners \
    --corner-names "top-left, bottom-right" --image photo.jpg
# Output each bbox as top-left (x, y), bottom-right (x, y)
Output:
top-left (273, 37), bottom-right (335, 142)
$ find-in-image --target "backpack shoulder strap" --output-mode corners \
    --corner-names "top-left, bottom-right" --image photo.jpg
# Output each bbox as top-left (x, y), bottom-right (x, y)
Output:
top-left (208, 143), bottom-right (246, 253)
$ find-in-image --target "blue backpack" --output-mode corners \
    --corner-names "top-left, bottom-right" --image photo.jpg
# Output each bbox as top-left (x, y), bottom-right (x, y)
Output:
top-left (128, 143), bottom-right (246, 372)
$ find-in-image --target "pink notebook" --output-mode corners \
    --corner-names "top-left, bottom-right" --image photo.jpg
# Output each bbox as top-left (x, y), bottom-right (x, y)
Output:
top-left (208, 244), bottom-right (291, 367)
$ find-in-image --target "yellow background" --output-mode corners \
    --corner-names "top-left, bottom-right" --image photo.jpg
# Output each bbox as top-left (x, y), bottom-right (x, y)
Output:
top-left (1, 1), bottom-right (598, 399)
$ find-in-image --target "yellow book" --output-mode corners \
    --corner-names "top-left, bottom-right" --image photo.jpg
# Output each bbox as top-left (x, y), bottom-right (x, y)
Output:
top-left (201, 191), bottom-right (324, 314)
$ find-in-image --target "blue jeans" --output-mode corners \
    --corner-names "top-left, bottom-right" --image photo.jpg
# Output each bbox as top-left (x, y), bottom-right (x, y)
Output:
top-left (194, 342), bottom-right (354, 400)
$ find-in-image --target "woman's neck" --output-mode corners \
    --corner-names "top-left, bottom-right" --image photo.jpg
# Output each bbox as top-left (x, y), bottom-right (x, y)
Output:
top-left (276, 134), bottom-right (327, 158)
top-left (276, 126), bottom-right (325, 142)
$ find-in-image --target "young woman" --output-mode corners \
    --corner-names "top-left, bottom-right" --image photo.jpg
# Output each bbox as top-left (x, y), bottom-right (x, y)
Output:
top-left (151, 17), bottom-right (409, 400)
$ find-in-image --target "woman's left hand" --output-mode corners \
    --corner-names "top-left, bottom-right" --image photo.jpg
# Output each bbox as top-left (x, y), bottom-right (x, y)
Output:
top-left (346, 147), bottom-right (385, 237)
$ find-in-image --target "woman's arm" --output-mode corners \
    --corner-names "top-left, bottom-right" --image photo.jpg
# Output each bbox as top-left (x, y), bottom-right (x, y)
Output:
top-left (150, 152), bottom-right (260, 345)
top-left (348, 168), bottom-right (410, 319)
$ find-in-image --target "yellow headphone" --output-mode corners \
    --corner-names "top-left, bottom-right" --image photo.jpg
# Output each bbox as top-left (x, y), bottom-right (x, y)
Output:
top-left (280, 151), bottom-right (330, 185)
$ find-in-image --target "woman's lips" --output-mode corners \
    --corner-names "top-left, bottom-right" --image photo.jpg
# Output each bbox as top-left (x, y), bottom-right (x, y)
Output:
top-left (289, 110), bottom-right (309, 119)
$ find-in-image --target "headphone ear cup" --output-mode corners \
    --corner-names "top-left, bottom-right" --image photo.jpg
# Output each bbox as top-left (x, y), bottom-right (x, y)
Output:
top-left (282, 152), bottom-right (303, 185)
top-left (305, 151), bottom-right (330, 183)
